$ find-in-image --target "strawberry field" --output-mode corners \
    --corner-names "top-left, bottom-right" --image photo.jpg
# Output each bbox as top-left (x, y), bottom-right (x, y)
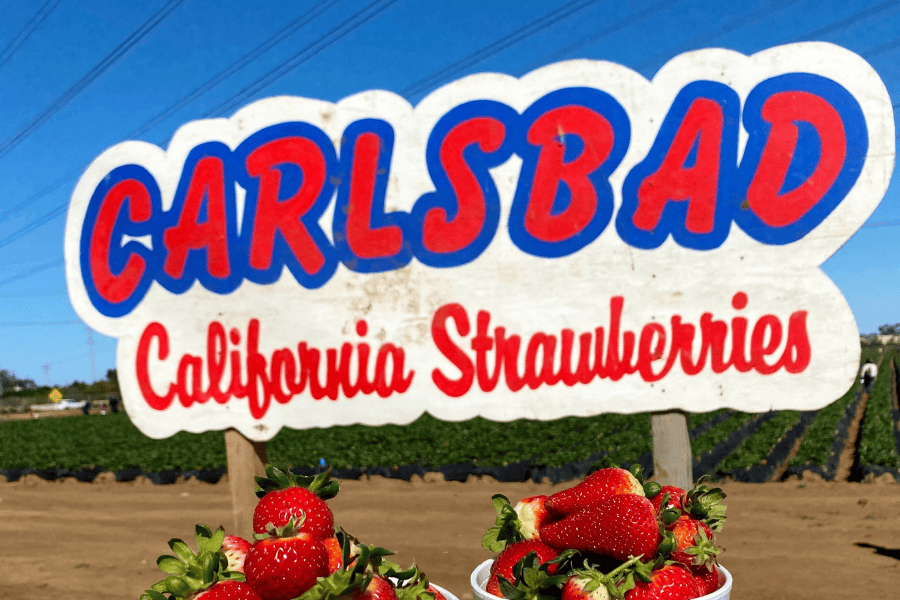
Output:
top-left (2, 350), bottom-right (899, 484)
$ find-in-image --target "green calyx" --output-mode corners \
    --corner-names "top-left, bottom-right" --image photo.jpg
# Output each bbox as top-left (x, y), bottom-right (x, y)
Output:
top-left (496, 550), bottom-right (577, 600)
top-left (299, 530), bottom-right (395, 600)
top-left (682, 477), bottom-right (727, 532)
top-left (570, 555), bottom-right (645, 600)
top-left (139, 524), bottom-right (245, 600)
top-left (685, 528), bottom-right (720, 569)
top-left (255, 463), bottom-right (341, 500)
top-left (383, 562), bottom-right (441, 600)
top-left (253, 514), bottom-right (308, 540)
top-left (482, 494), bottom-right (527, 552)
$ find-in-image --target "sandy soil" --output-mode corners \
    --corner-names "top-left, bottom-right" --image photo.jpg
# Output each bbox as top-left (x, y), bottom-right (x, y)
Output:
top-left (1, 474), bottom-right (899, 600)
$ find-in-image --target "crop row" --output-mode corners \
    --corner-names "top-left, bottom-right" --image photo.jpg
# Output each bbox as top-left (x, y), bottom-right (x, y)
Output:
top-left (2, 350), bottom-right (897, 483)
top-left (857, 349), bottom-right (900, 476)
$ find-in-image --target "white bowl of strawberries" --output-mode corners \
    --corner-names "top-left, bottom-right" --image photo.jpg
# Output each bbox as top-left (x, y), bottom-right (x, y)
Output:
top-left (471, 467), bottom-right (732, 600)
top-left (139, 465), bottom-right (457, 600)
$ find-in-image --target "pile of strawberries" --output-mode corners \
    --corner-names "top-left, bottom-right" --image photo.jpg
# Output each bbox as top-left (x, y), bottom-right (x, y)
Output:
top-left (481, 467), bottom-right (727, 600)
top-left (140, 465), bottom-right (447, 600)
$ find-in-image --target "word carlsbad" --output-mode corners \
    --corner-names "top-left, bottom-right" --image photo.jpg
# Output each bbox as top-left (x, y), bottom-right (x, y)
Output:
top-left (78, 71), bottom-right (868, 318)
top-left (134, 293), bottom-right (810, 418)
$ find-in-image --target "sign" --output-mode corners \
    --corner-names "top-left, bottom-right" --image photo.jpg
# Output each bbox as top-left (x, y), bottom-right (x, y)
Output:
top-left (48, 388), bottom-right (63, 402)
top-left (64, 43), bottom-right (894, 441)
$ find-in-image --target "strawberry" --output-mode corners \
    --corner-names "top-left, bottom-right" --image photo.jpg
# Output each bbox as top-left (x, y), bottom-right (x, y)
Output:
top-left (539, 495), bottom-right (661, 561)
top-left (645, 486), bottom-right (685, 516)
top-left (303, 537), bottom-right (434, 600)
top-left (490, 539), bottom-right (561, 582)
top-left (253, 465), bottom-right (339, 539)
top-left (689, 565), bottom-right (722, 596)
top-left (222, 535), bottom-right (250, 574)
top-left (666, 517), bottom-right (718, 569)
top-left (426, 585), bottom-right (446, 600)
top-left (515, 495), bottom-right (555, 540)
top-left (140, 525), bottom-right (261, 600)
top-left (360, 576), bottom-right (397, 600)
top-left (323, 536), bottom-right (346, 574)
top-left (483, 495), bottom-right (559, 551)
top-left (561, 573), bottom-right (612, 600)
top-left (194, 580), bottom-right (266, 600)
top-left (488, 547), bottom-right (574, 600)
top-left (244, 518), bottom-right (329, 600)
top-left (624, 563), bottom-right (702, 600)
top-left (559, 557), bottom-right (644, 600)
top-left (545, 468), bottom-right (645, 516)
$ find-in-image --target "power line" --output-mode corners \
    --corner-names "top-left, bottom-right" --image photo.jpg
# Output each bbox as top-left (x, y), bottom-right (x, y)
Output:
top-left (0, 319), bottom-right (81, 327)
top-left (400, 0), bottom-right (597, 100)
top-left (0, 0), bottom-right (64, 67)
top-left (634, 0), bottom-right (803, 71)
top-left (0, 0), bottom-right (185, 160)
top-left (207, 0), bottom-right (402, 119)
top-left (0, 258), bottom-right (63, 288)
top-left (0, 0), bottom-right (390, 250)
top-left (128, 0), bottom-right (341, 140)
top-left (514, 0), bottom-right (677, 75)
top-left (0, 0), bottom-right (344, 224)
top-left (790, 0), bottom-right (900, 42)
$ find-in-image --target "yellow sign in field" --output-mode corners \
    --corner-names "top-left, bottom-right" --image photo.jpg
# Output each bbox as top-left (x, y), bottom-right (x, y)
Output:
top-left (48, 388), bottom-right (62, 402)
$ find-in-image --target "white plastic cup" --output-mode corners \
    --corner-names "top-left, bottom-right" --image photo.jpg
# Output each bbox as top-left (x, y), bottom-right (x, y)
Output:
top-left (470, 558), bottom-right (732, 600)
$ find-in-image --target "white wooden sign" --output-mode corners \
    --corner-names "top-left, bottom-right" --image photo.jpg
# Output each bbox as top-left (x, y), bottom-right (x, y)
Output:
top-left (65, 43), bottom-right (894, 441)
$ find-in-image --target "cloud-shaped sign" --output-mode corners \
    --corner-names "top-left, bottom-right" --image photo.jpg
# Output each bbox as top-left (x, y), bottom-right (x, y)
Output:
top-left (65, 42), bottom-right (894, 441)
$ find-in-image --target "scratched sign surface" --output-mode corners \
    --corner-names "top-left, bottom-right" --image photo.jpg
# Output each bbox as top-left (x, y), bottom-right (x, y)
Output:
top-left (65, 43), bottom-right (894, 441)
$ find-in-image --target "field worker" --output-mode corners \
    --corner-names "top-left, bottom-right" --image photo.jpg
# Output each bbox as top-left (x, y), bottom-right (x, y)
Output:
top-left (860, 360), bottom-right (877, 394)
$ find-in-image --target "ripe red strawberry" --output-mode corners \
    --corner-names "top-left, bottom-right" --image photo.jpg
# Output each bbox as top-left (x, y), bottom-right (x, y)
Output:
top-left (487, 539), bottom-right (561, 596)
top-left (690, 565), bottom-right (723, 596)
top-left (195, 579), bottom-right (265, 600)
top-left (624, 563), bottom-right (702, 600)
top-left (546, 468), bottom-right (644, 516)
top-left (539, 494), bottom-right (661, 561)
top-left (667, 517), bottom-right (718, 569)
top-left (244, 522), bottom-right (329, 600)
top-left (253, 466), bottom-right (338, 539)
top-left (359, 575), bottom-right (398, 600)
top-left (222, 535), bottom-right (250, 573)
top-left (141, 525), bottom-right (262, 600)
top-left (647, 486), bottom-right (686, 516)
top-left (322, 535), bottom-right (345, 574)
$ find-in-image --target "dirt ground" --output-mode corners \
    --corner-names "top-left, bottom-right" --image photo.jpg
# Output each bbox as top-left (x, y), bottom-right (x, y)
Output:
top-left (1, 474), bottom-right (899, 600)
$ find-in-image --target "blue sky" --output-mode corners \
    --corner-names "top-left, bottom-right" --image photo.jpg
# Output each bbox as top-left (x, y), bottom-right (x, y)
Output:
top-left (1, 0), bottom-right (899, 387)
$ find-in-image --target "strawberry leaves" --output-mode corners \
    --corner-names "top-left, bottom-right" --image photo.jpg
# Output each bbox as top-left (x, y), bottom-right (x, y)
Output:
top-left (254, 464), bottom-right (340, 500)
top-left (483, 494), bottom-right (527, 552)
top-left (139, 525), bottom-right (245, 600)
top-left (496, 551), bottom-right (575, 600)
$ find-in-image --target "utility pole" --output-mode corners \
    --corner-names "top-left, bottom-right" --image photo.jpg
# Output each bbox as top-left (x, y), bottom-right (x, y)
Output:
top-left (42, 364), bottom-right (50, 387)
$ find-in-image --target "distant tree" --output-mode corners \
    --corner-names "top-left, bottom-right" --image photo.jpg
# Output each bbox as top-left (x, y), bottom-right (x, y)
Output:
top-left (106, 368), bottom-right (118, 384)
top-left (0, 369), bottom-right (37, 393)
top-left (878, 323), bottom-right (900, 336)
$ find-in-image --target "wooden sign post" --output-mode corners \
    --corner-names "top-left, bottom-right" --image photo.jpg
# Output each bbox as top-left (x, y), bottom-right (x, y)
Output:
top-left (224, 429), bottom-right (267, 540)
top-left (651, 411), bottom-right (692, 490)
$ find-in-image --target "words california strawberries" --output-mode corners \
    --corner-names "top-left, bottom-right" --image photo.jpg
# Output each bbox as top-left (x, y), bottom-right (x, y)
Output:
top-left (64, 42), bottom-right (895, 440)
